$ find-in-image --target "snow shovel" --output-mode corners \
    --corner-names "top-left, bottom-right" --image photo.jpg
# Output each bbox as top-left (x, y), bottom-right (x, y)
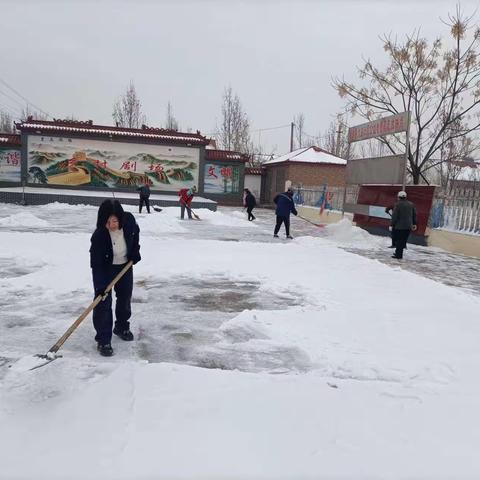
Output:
top-left (25, 261), bottom-right (134, 371)
top-left (181, 202), bottom-right (200, 220)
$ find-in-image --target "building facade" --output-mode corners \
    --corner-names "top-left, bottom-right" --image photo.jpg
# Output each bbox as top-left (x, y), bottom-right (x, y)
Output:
top-left (263, 146), bottom-right (346, 203)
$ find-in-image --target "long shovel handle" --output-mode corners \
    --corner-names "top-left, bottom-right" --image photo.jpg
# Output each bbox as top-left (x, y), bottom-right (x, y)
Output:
top-left (47, 261), bottom-right (134, 355)
top-left (181, 201), bottom-right (200, 220)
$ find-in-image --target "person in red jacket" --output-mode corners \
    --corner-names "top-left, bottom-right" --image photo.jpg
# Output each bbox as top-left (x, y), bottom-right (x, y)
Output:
top-left (178, 185), bottom-right (197, 219)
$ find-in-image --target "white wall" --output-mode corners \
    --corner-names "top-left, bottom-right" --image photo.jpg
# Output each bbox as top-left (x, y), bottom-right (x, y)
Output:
top-left (244, 174), bottom-right (262, 199)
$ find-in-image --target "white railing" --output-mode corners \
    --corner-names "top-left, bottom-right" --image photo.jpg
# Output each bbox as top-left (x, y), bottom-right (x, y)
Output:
top-left (431, 190), bottom-right (480, 234)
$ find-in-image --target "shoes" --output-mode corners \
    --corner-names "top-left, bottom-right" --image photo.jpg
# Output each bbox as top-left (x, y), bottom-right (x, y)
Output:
top-left (113, 328), bottom-right (134, 341)
top-left (273, 234), bottom-right (279, 238)
top-left (388, 245), bottom-right (395, 248)
top-left (287, 235), bottom-right (293, 239)
top-left (97, 343), bottom-right (114, 357)
top-left (391, 255), bottom-right (402, 259)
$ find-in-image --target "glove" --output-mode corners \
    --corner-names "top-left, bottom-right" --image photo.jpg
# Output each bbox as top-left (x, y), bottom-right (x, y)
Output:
top-left (95, 288), bottom-right (110, 301)
top-left (412, 225), bottom-right (417, 231)
top-left (388, 226), bottom-right (393, 232)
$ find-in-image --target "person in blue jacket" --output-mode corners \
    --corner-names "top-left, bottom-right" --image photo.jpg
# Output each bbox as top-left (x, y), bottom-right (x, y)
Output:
top-left (273, 188), bottom-right (298, 239)
top-left (90, 199), bottom-right (141, 356)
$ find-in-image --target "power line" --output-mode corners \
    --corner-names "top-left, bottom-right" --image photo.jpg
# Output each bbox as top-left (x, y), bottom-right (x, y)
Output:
top-left (0, 88), bottom-right (25, 110)
top-left (0, 101), bottom-right (22, 119)
top-left (0, 77), bottom-right (51, 118)
top-left (251, 123), bottom-right (291, 133)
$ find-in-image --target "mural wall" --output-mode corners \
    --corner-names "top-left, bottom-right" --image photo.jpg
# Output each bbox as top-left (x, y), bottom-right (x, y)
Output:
top-left (203, 163), bottom-right (241, 194)
top-left (27, 135), bottom-right (200, 190)
top-left (0, 148), bottom-right (21, 182)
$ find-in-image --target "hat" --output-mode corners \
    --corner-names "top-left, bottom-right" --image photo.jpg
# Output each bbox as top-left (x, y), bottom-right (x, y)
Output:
top-left (397, 191), bottom-right (407, 198)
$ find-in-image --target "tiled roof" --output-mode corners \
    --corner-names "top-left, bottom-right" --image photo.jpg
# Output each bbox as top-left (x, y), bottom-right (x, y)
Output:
top-left (0, 134), bottom-right (21, 146)
top-left (16, 119), bottom-right (209, 146)
top-left (263, 146), bottom-right (346, 166)
top-left (205, 149), bottom-right (249, 162)
top-left (245, 167), bottom-right (264, 175)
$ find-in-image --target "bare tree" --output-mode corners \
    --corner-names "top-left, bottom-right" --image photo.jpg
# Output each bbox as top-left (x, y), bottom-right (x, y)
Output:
top-left (0, 111), bottom-right (14, 133)
top-left (20, 105), bottom-right (48, 122)
top-left (319, 114), bottom-right (354, 159)
top-left (165, 101), bottom-right (179, 130)
top-left (112, 81), bottom-right (146, 129)
top-left (334, 8), bottom-right (480, 184)
top-left (294, 113), bottom-right (305, 149)
top-left (217, 86), bottom-right (251, 153)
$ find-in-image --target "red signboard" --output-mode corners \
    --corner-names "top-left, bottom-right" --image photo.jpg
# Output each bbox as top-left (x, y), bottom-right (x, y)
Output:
top-left (348, 113), bottom-right (409, 143)
top-left (353, 185), bottom-right (436, 236)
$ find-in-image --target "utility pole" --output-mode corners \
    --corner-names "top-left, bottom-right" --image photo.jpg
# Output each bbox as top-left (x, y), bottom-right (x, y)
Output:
top-left (335, 123), bottom-right (342, 157)
top-left (290, 122), bottom-right (295, 152)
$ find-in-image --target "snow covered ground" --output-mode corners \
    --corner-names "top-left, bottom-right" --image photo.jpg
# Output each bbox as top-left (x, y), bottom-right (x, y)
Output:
top-left (1, 202), bottom-right (480, 479)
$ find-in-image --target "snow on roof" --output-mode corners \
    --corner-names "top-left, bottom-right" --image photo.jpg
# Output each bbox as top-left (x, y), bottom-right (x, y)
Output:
top-left (263, 146), bottom-right (346, 166)
top-left (18, 123), bottom-right (208, 144)
top-left (0, 134), bottom-right (21, 145)
top-left (206, 149), bottom-right (248, 162)
top-left (455, 164), bottom-right (480, 181)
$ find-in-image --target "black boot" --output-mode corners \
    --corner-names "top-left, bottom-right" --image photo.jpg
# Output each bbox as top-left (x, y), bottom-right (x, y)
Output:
top-left (97, 343), bottom-right (114, 356)
top-left (113, 328), bottom-right (134, 341)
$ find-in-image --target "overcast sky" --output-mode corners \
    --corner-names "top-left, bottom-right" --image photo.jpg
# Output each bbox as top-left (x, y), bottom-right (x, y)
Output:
top-left (1, 0), bottom-right (479, 153)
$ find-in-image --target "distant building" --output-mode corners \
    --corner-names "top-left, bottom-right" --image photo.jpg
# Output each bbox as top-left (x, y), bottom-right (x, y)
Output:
top-left (0, 134), bottom-right (21, 184)
top-left (262, 146), bottom-right (346, 202)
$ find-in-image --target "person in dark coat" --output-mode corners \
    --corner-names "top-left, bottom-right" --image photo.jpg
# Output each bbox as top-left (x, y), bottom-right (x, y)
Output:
top-left (390, 191), bottom-right (417, 260)
top-left (137, 182), bottom-right (151, 214)
top-left (244, 188), bottom-right (257, 221)
top-left (90, 199), bottom-right (141, 356)
top-left (273, 188), bottom-right (298, 239)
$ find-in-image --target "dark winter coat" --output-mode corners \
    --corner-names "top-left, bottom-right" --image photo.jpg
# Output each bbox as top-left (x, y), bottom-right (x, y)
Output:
top-left (90, 212), bottom-right (141, 290)
top-left (245, 192), bottom-right (256, 208)
top-left (391, 199), bottom-right (417, 230)
top-left (274, 192), bottom-right (297, 217)
top-left (137, 185), bottom-right (150, 199)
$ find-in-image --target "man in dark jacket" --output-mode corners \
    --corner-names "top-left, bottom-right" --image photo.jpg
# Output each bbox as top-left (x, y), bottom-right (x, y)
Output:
top-left (137, 182), bottom-right (151, 214)
top-left (273, 188), bottom-right (298, 239)
top-left (90, 200), bottom-right (141, 356)
top-left (390, 191), bottom-right (417, 260)
top-left (244, 188), bottom-right (257, 221)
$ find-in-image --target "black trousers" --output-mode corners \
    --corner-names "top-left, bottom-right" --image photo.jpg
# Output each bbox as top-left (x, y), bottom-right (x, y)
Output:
top-left (92, 264), bottom-right (133, 345)
top-left (139, 197), bottom-right (150, 213)
top-left (390, 228), bottom-right (397, 247)
top-left (274, 215), bottom-right (290, 236)
top-left (181, 204), bottom-right (192, 219)
top-left (394, 229), bottom-right (411, 259)
top-left (247, 206), bottom-right (255, 221)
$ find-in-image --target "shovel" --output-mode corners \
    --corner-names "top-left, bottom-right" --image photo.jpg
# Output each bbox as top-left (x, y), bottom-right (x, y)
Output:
top-left (181, 202), bottom-right (201, 220)
top-left (20, 261), bottom-right (133, 371)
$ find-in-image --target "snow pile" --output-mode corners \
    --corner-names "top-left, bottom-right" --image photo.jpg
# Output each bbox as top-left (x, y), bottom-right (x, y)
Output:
top-left (38, 201), bottom-right (97, 211)
top-left (193, 208), bottom-right (255, 227)
top-left (135, 207), bottom-right (187, 235)
top-left (0, 211), bottom-right (50, 228)
top-left (324, 218), bottom-right (383, 248)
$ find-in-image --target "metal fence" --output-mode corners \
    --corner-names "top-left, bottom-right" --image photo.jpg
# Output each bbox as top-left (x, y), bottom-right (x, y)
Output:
top-left (430, 190), bottom-right (480, 234)
top-left (293, 186), bottom-right (353, 212)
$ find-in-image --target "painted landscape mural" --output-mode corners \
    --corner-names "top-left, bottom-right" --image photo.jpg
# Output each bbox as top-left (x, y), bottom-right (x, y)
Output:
top-left (203, 163), bottom-right (241, 194)
top-left (0, 148), bottom-right (21, 182)
top-left (27, 135), bottom-right (199, 190)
